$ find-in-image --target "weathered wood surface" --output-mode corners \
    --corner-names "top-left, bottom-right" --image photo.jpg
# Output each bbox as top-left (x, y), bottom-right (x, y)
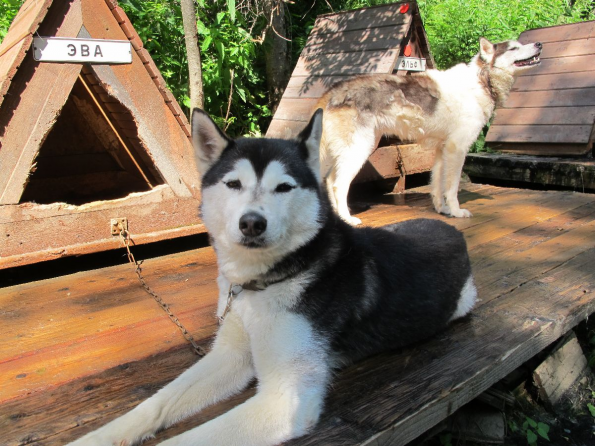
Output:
top-left (354, 144), bottom-right (435, 183)
top-left (1, 186), bottom-right (207, 269)
top-left (0, 0), bottom-right (53, 108)
top-left (464, 153), bottom-right (595, 190)
top-left (485, 20), bottom-right (595, 155)
top-left (2, 184), bottom-right (595, 445)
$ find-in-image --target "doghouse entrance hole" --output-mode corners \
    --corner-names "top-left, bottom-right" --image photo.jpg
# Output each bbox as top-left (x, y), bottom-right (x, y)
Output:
top-left (19, 68), bottom-right (164, 205)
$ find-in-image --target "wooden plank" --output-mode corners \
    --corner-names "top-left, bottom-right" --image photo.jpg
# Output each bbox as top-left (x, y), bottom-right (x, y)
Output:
top-left (517, 54), bottom-right (595, 77)
top-left (486, 143), bottom-right (592, 156)
top-left (464, 153), bottom-right (595, 190)
top-left (292, 49), bottom-right (399, 77)
top-left (266, 119), bottom-right (309, 139)
top-left (0, 0), bottom-right (54, 108)
top-left (513, 71), bottom-right (595, 92)
top-left (486, 124), bottom-right (592, 144)
top-left (538, 37), bottom-right (595, 59)
top-left (312, 5), bottom-right (410, 35)
top-left (272, 98), bottom-right (319, 122)
top-left (302, 23), bottom-right (408, 56)
top-left (519, 21), bottom-right (595, 45)
top-left (0, 1), bottom-right (84, 204)
top-left (0, 246), bottom-right (219, 403)
top-left (469, 201), bottom-right (595, 284)
top-left (491, 106), bottom-right (595, 126)
top-left (281, 75), bottom-right (352, 99)
top-left (503, 88), bottom-right (595, 108)
top-left (0, 186), bottom-right (206, 269)
top-left (354, 144), bottom-right (435, 182)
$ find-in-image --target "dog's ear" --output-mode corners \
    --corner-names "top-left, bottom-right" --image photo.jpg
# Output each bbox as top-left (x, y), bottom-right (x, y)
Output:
top-left (479, 37), bottom-right (495, 62)
top-left (191, 108), bottom-right (231, 175)
top-left (297, 108), bottom-right (323, 182)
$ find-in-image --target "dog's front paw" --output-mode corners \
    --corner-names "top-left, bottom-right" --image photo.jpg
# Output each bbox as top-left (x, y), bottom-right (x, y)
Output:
top-left (68, 424), bottom-right (144, 446)
top-left (449, 208), bottom-right (473, 218)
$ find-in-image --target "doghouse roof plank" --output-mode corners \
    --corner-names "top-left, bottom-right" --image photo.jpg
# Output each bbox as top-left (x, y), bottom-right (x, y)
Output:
top-left (486, 21), bottom-right (595, 155)
top-left (0, 1), bottom-right (84, 204)
top-left (267, 1), bottom-right (431, 139)
top-left (0, 0), bottom-right (53, 109)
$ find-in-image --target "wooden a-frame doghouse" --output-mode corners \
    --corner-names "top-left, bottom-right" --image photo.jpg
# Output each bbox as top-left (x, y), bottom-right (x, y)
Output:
top-left (0, 0), bottom-right (204, 270)
top-left (267, 1), bottom-right (436, 191)
top-left (485, 20), bottom-right (595, 156)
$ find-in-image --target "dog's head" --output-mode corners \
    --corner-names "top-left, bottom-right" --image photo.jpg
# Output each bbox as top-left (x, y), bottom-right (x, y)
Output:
top-left (478, 37), bottom-right (541, 74)
top-left (192, 109), bottom-right (325, 267)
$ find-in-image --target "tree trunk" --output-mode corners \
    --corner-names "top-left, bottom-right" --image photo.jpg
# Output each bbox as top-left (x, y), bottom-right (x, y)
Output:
top-left (263, 1), bottom-right (290, 114)
top-left (180, 0), bottom-right (204, 111)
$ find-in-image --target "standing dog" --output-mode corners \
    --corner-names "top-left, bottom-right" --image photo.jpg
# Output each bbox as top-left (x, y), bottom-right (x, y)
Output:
top-left (70, 109), bottom-right (476, 446)
top-left (318, 37), bottom-right (542, 225)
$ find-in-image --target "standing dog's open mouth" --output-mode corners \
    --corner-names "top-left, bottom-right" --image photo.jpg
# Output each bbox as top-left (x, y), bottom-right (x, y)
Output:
top-left (514, 53), bottom-right (541, 67)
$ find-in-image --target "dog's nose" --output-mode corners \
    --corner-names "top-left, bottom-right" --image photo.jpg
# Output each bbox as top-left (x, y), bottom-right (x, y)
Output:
top-left (239, 212), bottom-right (267, 237)
top-left (535, 42), bottom-right (542, 50)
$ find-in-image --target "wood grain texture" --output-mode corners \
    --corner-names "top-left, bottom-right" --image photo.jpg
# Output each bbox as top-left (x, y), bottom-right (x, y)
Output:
top-left (491, 107), bottom-right (595, 126)
top-left (312, 4), bottom-right (410, 35)
top-left (483, 143), bottom-right (592, 156)
top-left (519, 21), bottom-right (595, 45)
top-left (486, 124), bottom-right (592, 144)
top-left (2, 184), bottom-right (595, 445)
top-left (1, 186), bottom-right (205, 269)
top-left (0, 0), bottom-right (54, 108)
top-left (512, 72), bottom-right (595, 92)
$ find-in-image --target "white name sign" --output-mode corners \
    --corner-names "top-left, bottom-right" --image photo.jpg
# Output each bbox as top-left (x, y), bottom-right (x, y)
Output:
top-left (396, 57), bottom-right (427, 72)
top-left (33, 37), bottom-right (132, 64)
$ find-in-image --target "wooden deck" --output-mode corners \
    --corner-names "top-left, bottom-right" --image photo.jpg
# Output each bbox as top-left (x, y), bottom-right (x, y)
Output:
top-left (2, 183), bottom-right (595, 445)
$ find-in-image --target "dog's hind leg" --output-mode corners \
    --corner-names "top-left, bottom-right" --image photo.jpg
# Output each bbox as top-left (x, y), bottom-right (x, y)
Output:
top-left (69, 312), bottom-right (254, 446)
top-left (428, 140), bottom-right (448, 214)
top-left (442, 139), bottom-right (472, 218)
top-left (330, 127), bottom-right (377, 225)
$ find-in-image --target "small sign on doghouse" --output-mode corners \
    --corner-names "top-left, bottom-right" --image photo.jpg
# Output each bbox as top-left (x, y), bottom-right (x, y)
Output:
top-left (396, 57), bottom-right (426, 72)
top-left (33, 37), bottom-right (132, 64)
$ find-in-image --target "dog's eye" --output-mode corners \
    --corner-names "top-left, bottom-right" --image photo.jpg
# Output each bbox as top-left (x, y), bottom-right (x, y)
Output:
top-left (509, 47), bottom-right (519, 51)
top-left (275, 183), bottom-right (295, 193)
top-left (225, 180), bottom-right (242, 190)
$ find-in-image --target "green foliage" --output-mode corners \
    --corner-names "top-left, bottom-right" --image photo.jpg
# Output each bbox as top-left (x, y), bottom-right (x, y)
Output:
top-left (588, 402), bottom-right (595, 417)
top-left (0, 0), bottom-right (24, 42)
top-left (195, 2), bottom-right (270, 135)
top-left (521, 417), bottom-right (550, 445)
top-left (438, 432), bottom-right (453, 446)
top-left (120, 0), bottom-right (270, 137)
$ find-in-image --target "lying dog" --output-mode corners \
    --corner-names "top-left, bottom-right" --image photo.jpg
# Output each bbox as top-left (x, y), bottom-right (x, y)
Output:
top-left (70, 109), bottom-right (476, 446)
top-left (318, 37), bottom-right (542, 225)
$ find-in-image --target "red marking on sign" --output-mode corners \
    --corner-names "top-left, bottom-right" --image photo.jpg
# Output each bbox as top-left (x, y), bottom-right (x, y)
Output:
top-left (400, 3), bottom-right (410, 13)
top-left (404, 45), bottom-right (412, 57)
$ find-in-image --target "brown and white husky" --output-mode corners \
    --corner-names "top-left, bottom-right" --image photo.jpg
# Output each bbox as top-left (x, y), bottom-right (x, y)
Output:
top-left (317, 37), bottom-right (541, 225)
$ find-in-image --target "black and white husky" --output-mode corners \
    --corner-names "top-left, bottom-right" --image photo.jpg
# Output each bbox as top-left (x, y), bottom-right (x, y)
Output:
top-left (318, 38), bottom-right (542, 225)
top-left (71, 109), bottom-right (477, 446)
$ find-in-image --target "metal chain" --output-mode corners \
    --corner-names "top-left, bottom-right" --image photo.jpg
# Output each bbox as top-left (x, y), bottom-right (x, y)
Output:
top-left (119, 230), bottom-right (206, 356)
